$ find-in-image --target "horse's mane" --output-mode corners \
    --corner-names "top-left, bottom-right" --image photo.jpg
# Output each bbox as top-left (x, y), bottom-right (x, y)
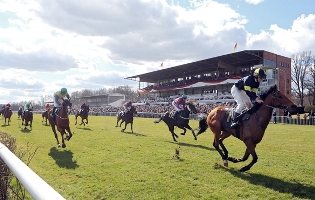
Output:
top-left (259, 85), bottom-right (277, 101)
top-left (248, 85), bottom-right (277, 114)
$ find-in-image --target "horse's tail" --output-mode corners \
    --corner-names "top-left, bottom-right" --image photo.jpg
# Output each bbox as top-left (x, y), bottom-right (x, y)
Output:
top-left (196, 115), bottom-right (208, 136)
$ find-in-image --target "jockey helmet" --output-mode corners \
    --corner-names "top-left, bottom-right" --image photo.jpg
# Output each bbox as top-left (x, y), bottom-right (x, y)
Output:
top-left (61, 88), bottom-right (67, 93)
top-left (253, 68), bottom-right (266, 78)
top-left (128, 100), bottom-right (132, 104)
top-left (26, 102), bottom-right (30, 107)
top-left (182, 94), bottom-right (187, 99)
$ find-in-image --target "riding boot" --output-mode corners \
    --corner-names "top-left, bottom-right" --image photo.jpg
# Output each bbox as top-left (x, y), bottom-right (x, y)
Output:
top-left (230, 112), bottom-right (241, 128)
top-left (173, 111), bottom-right (178, 120)
top-left (50, 107), bottom-right (56, 118)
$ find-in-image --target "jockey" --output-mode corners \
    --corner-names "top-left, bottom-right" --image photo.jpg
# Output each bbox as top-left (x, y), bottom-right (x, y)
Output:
top-left (4, 103), bottom-right (11, 115)
top-left (45, 103), bottom-right (51, 111)
top-left (123, 101), bottom-right (132, 116)
top-left (23, 102), bottom-right (33, 116)
top-left (230, 68), bottom-right (266, 128)
top-left (171, 94), bottom-right (187, 119)
top-left (79, 103), bottom-right (86, 115)
top-left (51, 88), bottom-right (70, 118)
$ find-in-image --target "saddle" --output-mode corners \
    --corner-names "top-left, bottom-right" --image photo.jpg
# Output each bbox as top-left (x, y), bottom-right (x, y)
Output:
top-left (169, 110), bottom-right (177, 119)
top-left (224, 103), bottom-right (262, 128)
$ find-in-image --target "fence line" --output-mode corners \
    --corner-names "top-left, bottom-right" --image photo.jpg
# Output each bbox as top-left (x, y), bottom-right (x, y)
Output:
top-left (29, 111), bottom-right (315, 125)
top-left (0, 142), bottom-right (65, 200)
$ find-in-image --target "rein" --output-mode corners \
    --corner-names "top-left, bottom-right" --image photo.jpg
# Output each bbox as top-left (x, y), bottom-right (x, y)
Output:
top-left (178, 103), bottom-right (195, 120)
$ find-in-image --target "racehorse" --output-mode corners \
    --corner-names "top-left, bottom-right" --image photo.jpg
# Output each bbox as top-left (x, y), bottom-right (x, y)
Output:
top-left (154, 102), bottom-right (198, 142)
top-left (116, 105), bottom-right (137, 133)
top-left (22, 109), bottom-right (33, 130)
top-left (3, 107), bottom-right (12, 125)
top-left (75, 105), bottom-right (89, 126)
top-left (48, 99), bottom-right (73, 148)
top-left (196, 85), bottom-right (297, 172)
top-left (42, 110), bottom-right (50, 125)
top-left (17, 108), bottom-right (23, 119)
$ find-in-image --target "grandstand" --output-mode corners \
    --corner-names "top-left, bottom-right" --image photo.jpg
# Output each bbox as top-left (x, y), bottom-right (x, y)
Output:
top-left (126, 50), bottom-right (291, 110)
top-left (72, 93), bottom-right (125, 107)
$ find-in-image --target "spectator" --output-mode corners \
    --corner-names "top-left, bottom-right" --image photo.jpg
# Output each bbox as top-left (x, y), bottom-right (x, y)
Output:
top-left (272, 111), bottom-right (277, 124)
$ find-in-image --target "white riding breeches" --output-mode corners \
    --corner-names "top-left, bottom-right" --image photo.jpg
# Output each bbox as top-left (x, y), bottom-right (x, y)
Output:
top-left (231, 85), bottom-right (252, 114)
top-left (172, 101), bottom-right (181, 112)
top-left (53, 98), bottom-right (64, 108)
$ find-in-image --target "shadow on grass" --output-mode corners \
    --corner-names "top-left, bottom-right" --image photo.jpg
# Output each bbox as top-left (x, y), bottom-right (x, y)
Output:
top-left (219, 165), bottom-right (315, 199)
top-left (167, 141), bottom-right (215, 151)
top-left (48, 147), bottom-right (79, 169)
top-left (20, 128), bottom-right (31, 133)
top-left (1, 124), bottom-right (9, 127)
top-left (76, 127), bottom-right (92, 131)
top-left (122, 131), bottom-right (147, 137)
top-left (42, 123), bottom-right (50, 126)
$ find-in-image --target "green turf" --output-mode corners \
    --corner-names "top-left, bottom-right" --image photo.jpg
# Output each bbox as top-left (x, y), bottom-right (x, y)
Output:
top-left (1, 114), bottom-right (315, 199)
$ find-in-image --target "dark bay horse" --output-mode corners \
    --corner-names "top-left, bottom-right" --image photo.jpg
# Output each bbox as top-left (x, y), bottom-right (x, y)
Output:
top-left (17, 108), bottom-right (23, 119)
top-left (22, 109), bottom-right (33, 130)
top-left (3, 107), bottom-right (12, 125)
top-left (116, 106), bottom-right (137, 133)
top-left (42, 110), bottom-right (50, 125)
top-left (48, 99), bottom-right (73, 148)
top-left (196, 85), bottom-right (297, 172)
top-left (154, 102), bottom-right (197, 142)
top-left (75, 105), bottom-right (89, 126)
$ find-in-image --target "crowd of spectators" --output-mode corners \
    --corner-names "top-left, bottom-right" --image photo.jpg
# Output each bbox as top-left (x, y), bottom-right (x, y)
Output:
top-left (81, 101), bottom-right (235, 116)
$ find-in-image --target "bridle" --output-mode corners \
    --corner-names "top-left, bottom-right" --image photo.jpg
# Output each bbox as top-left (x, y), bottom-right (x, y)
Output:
top-left (178, 103), bottom-right (196, 120)
top-left (264, 90), bottom-right (289, 110)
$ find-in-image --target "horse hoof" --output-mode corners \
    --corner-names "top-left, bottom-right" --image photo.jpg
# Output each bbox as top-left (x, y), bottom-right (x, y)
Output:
top-left (68, 135), bottom-right (72, 141)
top-left (223, 160), bottom-right (228, 167)
top-left (58, 144), bottom-right (61, 148)
top-left (62, 144), bottom-right (66, 148)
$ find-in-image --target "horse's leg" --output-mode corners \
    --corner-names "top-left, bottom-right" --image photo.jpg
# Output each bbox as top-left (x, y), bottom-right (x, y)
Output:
top-left (119, 120), bottom-right (124, 127)
top-left (116, 117), bottom-right (121, 127)
top-left (121, 122), bottom-right (127, 132)
top-left (52, 126), bottom-right (61, 148)
top-left (65, 126), bottom-right (73, 141)
top-left (185, 124), bottom-right (197, 140)
top-left (238, 142), bottom-right (258, 172)
top-left (80, 117), bottom-right (84, 126)
top-left (168, 125), bottom-right (178, 142)
top-left (75, 115), bottom-right (78, 125)
top-left (178, 126), bottom-right (186, 135)
top-left (57, 127), bottom-right (66, 148)
top-left (86, 117), bottom-right (88, 124)
top-left (130, 122), bottom-right (133, 133)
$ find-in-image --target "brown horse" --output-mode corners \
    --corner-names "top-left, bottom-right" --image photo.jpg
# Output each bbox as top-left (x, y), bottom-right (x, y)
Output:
top-left (154, 102), bottom-right (198, 142)
top-left (196, 85), bottom-right (297, 172)
top-left (17, 108), bottom-right (23, 119)
top-left (21, 109), bottom-right (33, 130)
top-left (48, 99), bottom-right (73, 148)
top-left (3, 107), bottom-right (12, 125)
top-left (42, 110), bottom-right (50, 125)
top-left (75, 105), bottom-right (89, 126)
top-left (116, 105), bottom-right (137, 133)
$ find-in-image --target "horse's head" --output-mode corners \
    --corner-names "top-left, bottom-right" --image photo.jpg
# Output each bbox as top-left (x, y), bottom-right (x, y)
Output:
top-left (186, 102), bottom-right (197, 114)
top-left (261, 85), bottom-right (297, 113)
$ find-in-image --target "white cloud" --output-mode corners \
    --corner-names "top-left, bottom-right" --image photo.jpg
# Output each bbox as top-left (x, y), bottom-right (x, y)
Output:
top-left (245, 0), bottom-right (264, 5)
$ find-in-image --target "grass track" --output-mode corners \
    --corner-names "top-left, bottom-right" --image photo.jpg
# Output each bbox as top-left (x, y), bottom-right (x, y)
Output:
top-left (1, 114), bottom-right (315, 199)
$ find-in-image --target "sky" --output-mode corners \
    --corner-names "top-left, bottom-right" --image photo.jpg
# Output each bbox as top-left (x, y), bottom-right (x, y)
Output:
top-left (0, 0), bottom-right (315, 104)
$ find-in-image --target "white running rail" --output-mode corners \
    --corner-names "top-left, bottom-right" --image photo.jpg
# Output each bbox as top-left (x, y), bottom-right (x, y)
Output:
top-left (0, 142), bottom-right (65, 200)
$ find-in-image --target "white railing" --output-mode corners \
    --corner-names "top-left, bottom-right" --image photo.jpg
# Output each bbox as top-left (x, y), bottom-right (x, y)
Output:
top-left (0, 142), bottom-right (65, 200)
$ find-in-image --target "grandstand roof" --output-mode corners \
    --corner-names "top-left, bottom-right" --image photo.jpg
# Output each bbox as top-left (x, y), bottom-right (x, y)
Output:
top-left (126, 50), bottom-right (265, 83)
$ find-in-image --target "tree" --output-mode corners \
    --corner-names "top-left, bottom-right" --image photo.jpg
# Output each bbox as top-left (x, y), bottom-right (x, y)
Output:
top-left (291, 51), bottom-right (313, 106)
top-left (305, 54), bottom-right (315, 105)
